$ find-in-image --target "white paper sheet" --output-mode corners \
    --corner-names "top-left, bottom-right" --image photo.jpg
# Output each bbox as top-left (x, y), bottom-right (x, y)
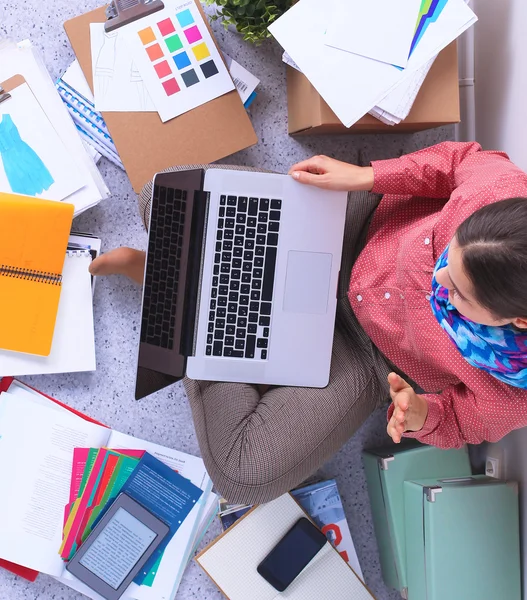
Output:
top-left (0, 250), bottom-right (96, 376)
top-left (62, 59), bottom-right (95, 104)
top-left (0, 42), bottom-right (110, 215)
top-left (0, 393), bottom-right (109, 575)
top-left (325, 0), bottom-right (422, 68)
top-left (223, 54), bottom-right (260, 105)
top-left (0, 84), bottom-right (86, 201)
top-left (269, 0), bottom-right (402, 128)
top-left (123, 0), bottom-right (235, 122)
top-left (90, 24), bottom-right (156, 112)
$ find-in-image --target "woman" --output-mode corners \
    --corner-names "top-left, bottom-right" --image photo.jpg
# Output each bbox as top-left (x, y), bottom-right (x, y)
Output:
top-left (92, 142), bottom-right (527, 503)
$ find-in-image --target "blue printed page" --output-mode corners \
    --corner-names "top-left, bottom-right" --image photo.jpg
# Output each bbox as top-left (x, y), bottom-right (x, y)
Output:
top-left (118, 452), bottom-right (203, 585)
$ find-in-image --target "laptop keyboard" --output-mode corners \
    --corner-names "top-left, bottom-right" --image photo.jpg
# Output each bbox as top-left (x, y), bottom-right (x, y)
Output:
top-left (141, 185), bottom-right (187, 349)
top-left (206, 195), bottom-right (282, 360)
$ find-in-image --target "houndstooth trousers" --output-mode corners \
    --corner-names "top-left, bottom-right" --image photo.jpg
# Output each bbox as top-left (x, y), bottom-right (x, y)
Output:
top-left (139, 165), bottom-right (392, 504)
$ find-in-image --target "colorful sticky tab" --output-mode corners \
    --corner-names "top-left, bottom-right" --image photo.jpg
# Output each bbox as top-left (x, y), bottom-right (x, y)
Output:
top-left (138, 27), bottom-right (156, 45)
top-left (181, 69), bottom-right (199, 87)
top-left (146, 43), bottom-right (164, 61)
top-left (191, 42), bottom-right (210, 62)
top-left (163, 78), bottom-right (181, 96)
top-left (154, 60), bottom-right (172, 78)
top-left (184, 25), bottom-right (202, 45)
top-left (165, 33), bottom-right (183, 53)
top-left (200, 59), bottom-right (219, 79)
top-left (176, 8), bottom-right (194, 28)
top-left (173, 51), bottom-right (191, 70)
top-left (157, 17), bottom-right (176, 36)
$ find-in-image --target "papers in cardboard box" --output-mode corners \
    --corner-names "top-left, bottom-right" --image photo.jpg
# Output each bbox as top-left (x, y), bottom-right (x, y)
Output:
top-left (270, 0), bottom-right (477, 127)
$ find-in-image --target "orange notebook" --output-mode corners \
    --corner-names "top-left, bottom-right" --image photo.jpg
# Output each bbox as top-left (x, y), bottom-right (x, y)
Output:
top-left (0, 193), bottom-right (74, 356)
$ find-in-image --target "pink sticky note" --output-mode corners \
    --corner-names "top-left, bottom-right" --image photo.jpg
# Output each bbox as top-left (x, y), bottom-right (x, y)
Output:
top-left (61, 449), bottom-right (109, 559)
top-left (70, 448), bottom-right (89, 503)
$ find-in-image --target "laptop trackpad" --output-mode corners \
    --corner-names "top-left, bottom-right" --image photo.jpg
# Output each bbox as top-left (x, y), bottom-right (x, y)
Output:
top-left (283, 251), bottom-right (332, 314)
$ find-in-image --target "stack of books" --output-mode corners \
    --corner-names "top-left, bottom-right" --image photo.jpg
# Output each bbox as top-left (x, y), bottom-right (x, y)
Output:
top-left (0, 378), bottom-right (218, 600)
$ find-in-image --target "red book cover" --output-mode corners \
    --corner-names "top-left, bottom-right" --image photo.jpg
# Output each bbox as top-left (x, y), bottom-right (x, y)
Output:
top-left (0, 377), bottom-right (107, 582)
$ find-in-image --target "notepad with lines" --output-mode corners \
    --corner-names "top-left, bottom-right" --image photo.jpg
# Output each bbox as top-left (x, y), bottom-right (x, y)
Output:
top-left (0, 192), bottom-right (74, 356)
top-left (195, 493), bottom-right (374, 600)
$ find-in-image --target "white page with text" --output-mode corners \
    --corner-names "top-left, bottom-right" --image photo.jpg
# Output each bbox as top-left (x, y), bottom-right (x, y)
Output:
top-left (0, 392), bottom-right (110, 575)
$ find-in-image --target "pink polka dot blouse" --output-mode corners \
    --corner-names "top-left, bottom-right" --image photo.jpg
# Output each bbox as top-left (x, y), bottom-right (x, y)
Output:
top-left (349, 141), bottom-right (527, 448)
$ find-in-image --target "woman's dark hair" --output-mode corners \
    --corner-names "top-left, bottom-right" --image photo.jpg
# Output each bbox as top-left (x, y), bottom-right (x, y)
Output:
top-left (456, 197), bottom-right (527, 320)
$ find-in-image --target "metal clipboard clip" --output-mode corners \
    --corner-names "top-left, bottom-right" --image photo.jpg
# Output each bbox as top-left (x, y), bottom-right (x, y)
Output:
top-left (105, 0), bottom-right (165, 33)
top-left (0, 85), bottom-right (11, 105)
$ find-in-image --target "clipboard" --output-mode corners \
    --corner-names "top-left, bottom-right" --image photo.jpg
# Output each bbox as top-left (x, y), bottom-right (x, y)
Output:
top-left (0, 74), bottom-right (27, 103)
top-left (64, 0), bottom-right (258, 193)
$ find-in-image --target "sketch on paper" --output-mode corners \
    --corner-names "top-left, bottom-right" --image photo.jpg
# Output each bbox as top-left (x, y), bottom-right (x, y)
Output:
top-left (90, 23), bottom-right (156, 112)
top-left (0, 84), bottom-right (86, 201)
top-left (0, 114), bottom-right (54, 196)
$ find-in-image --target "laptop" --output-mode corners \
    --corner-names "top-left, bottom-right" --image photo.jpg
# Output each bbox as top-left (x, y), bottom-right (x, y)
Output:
top-left (135, 168), bottom-right (347, 400)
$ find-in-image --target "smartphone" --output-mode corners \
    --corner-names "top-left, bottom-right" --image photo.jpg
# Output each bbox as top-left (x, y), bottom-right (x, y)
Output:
top-left (257, 517), bottom-right (327, 592)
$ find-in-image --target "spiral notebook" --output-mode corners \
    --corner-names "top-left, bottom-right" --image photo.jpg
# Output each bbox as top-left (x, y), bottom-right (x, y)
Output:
top-left (0, 192), bottom-right (74, 356)
top-left (0, 244), bottom-right (96, 376)
top-left (195, 493), bottom-right (374, 600)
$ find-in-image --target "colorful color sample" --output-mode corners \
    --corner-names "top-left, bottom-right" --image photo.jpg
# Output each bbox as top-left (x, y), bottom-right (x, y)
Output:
top-left (173, 51), bottom-right (191, 70)
top-left (154, 60), bottom-right (172, 78)
top-left (184, 25), bottom-right (202, 45)
top-left (165, 33), bottom-right (183, 53)
top-left (176, 9), bottom-right (194, 28)
top-left (138, 27), bottom-right (156, 45)
top-left (200, 59), bottom-right (219, 79)
top-left (409, 0), bottom-right (447, 55)
top-left (157, 17), bottom-right (176, 36)
top-left (0, 114), bottom-right (54, 196)
top-left (191, 42), bottom-right (210, 62)
top-left (146, 43), bottom-right (164, 61)
top-left (181, 69), bottom-right (199, 87)
top-left (162, 78), bottom-right (181, 96)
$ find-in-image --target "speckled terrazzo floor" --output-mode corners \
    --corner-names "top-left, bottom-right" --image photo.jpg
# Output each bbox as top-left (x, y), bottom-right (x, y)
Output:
top-left (1, 2), bottom-right (453, 598)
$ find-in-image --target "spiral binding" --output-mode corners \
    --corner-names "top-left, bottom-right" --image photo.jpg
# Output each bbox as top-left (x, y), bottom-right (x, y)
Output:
top-left (0, 265), bottom-right (62, 285)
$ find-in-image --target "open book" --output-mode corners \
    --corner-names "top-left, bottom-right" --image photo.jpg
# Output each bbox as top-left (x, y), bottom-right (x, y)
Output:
top-left (0, 380), bottom-right (213, 600)
top-left (196, 493), bottom-right (374, 599)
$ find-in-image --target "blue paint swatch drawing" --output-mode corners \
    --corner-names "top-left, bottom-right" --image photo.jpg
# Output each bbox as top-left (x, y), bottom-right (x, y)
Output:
top-left (0, 114), bottom-right (54, 196)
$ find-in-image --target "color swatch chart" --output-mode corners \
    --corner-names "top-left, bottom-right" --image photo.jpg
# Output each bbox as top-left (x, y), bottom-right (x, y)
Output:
top-left (127, 1), bottom-right (234, 122)
top-left (138, 8), bottom-right (218, 96)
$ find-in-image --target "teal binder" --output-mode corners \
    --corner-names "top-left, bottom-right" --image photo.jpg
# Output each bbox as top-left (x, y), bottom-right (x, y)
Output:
top-left (363, 443), bottom-right (471, 597)
top-left (404, 475), bottom-right (521, 600)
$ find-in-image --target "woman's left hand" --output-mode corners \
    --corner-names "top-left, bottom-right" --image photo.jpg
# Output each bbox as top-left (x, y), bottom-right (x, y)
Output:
top-left (386, 373), bottom-right (429, 443)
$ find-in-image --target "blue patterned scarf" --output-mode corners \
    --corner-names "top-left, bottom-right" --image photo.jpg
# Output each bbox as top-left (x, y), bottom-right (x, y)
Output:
top-left (430, 247), bottom-right (527, 388)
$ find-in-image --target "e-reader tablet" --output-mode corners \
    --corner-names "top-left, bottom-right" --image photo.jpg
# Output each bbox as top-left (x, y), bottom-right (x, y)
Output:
top-left (66, 492), bottom-right (170, 600)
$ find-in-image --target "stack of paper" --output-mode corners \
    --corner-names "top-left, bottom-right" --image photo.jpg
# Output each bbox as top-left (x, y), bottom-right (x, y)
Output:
top-left (0, 380), bottom-right (218, 600)
top-left (0, 41), bottom-right (109, 214)
top-left (270, 0), bottom-right (477, 127)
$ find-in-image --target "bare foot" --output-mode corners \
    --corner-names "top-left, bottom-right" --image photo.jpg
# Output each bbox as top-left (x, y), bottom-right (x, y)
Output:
top-left (89, 247), bottom-right (146, 285)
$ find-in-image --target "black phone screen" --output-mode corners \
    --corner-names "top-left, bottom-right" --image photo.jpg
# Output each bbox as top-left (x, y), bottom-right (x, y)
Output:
top-left (257, 517), bottom-right (327, 592)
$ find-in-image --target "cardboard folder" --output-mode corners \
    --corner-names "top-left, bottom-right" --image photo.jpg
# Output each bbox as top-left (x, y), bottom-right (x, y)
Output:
top-left (64, 3), bottom-right (257, 192)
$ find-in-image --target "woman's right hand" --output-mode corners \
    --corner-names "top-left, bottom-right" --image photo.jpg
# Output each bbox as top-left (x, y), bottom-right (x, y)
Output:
top-left (288, 155), bottom-right (374, 192)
